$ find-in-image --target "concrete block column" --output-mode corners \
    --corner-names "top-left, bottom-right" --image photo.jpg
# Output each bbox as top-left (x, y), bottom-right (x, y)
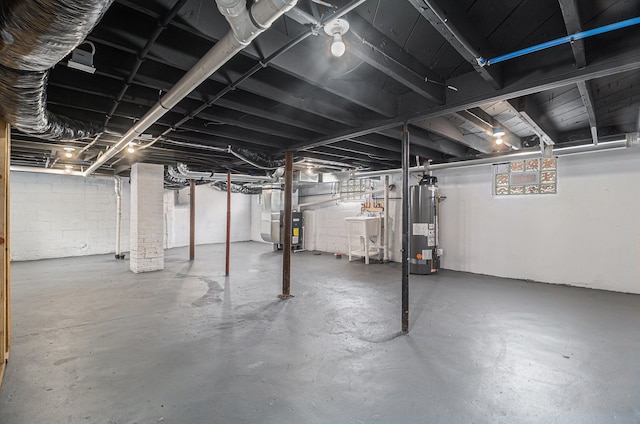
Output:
top-left (130, 163), bottom-right (164, 273)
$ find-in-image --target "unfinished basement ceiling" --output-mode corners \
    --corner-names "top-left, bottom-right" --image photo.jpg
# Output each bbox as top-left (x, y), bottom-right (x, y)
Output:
top-left (4, 0), bottom-right (640, 176)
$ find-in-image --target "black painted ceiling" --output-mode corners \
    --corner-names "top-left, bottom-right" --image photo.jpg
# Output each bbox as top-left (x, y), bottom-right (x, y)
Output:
top-left (7, 0), bottom-right (640, 176)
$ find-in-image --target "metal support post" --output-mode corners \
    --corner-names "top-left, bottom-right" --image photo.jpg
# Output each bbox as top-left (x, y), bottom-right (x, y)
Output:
top-left (189, 179), bottom-right (195, 261)
top-left (280, 151), bottom-right (294, 299)
top-left (401, 123), bottom-right (410, 333)
top-left (225, 170), bottom-right (231, 276)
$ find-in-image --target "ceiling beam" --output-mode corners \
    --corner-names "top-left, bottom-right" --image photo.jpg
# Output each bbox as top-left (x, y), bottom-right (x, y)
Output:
top-left (347, 132), bottom-right (446, 160)
top-left (411, 116), bottom-right (493, 153)
top-left (345, 13), bottom-right (444, 104)
top-left (457, 108), bottom-right (522, 149)
top-left (406, 0), bottom-right (502, 88)
top-left (558, 0), bottom-right (586, 68)
top-left (505, 98), bottom-right (557, 145)
top-left (377, 127), bottom-right (469, 157)
top-left (287, 46), bottom-right (640, 151)
top-left (559, 0), bottom-right (598, 145)
top-left (576, 81), bottom-right (598, 145)
top-left (92, 7), bottom-right (399, 118)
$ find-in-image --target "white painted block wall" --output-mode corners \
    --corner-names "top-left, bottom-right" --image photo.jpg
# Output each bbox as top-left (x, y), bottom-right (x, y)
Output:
top-left (130, 163), bottom-right (164, 273)
top-left (10, 172), bottom-right (130, 261)
top-left (280, 148), bottom-right (639, 293)
top-left (434, 148), bottom-right (640, 294)
top-left (164, 183), bottom-right (252, 248)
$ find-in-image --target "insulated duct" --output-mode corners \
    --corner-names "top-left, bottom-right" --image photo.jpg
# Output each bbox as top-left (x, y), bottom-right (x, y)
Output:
top-left (83, 0), bottom-right (298, 176)
top-left (210, 181), bottom-right (262, 195)
top-left (229, 146), bottom-right (288, 170)
top-left (0, 0), bottom-right (112, 139)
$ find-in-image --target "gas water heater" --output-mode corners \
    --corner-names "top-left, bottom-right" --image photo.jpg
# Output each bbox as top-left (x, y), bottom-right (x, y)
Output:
top-left (410, 175), bottom-right (440, 274)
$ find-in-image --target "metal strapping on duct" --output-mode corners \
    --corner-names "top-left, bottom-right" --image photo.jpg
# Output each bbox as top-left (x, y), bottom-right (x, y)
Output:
top-left (0, 0), bottom-right (112, 139)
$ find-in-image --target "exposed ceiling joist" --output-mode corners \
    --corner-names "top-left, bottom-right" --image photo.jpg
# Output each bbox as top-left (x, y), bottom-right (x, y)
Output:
top-left (406, 0), bottom-right (502, 88)
top-left (457, 108), bottom-right (523, 149)
top-left (559, 0), bottom-right (598, 145)
top-left (412, 116), bottom-right (493, 153)
top-left (378, 127), bottom-right (469, 158)
top-left (505, 98), bottom-right (557, 146)
top-left (558, 0), bottom-right (586, 69)
top-left (288, 46), bottom-right (640, 151)
top-left (345, 13), bottom-right (444, 104)
top-left (576, 81), bottom-right (599, 145)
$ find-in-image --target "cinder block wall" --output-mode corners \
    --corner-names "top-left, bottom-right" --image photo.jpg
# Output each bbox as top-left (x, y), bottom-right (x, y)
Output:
top-left (164, 184), bottom-right (252, 248)
top-left (10, 172), bottom-right (130, 260)
top-left (130, 163), bottom-right (164, 273)
top-left (303, 202), bottom-right (362, 254)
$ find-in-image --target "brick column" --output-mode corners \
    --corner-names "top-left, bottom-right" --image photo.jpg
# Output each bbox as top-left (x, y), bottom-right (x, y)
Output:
top-left (130, 163), bottom-right (164, 273)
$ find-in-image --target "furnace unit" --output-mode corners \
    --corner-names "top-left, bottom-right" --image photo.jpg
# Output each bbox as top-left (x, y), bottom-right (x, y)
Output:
top-left (410, 175), bottom-right (440, 274)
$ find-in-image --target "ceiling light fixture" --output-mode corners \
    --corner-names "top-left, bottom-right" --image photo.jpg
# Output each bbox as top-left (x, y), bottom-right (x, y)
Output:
top-left (492, 127), bottom-right (506, 145)
top-left (127, 142), bottom-right (136, 154)
top-left (65, 165), bottom-right (73, 174)
top-left (67, 41), bottom-right (96, 74)
top-left (63, 147), bottom-right (75, 158)
top-left (324, 19), bottom-right (350, 57)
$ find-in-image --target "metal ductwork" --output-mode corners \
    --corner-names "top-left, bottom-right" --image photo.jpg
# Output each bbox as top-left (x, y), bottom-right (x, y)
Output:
top-left (167, 163), bottom-right (275, 183)
top-left (83, 0), bottom-right (298, 176)
top-left (0, 0), bottom-right (112, 140)
top-left (229, 146), bottom-right (287, 170)
top-left (210, 181), bottom-right (262, 195)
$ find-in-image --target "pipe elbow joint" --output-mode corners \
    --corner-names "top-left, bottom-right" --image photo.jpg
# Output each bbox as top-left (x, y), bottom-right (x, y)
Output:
top-left (217, 0), bottom-right (247, 18)
top-left (250, 0), bottom-right (298, 29)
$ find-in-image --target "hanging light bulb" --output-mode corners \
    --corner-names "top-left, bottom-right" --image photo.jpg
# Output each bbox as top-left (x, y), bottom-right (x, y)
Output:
top-left (65, 165), bottom-right (73, 174)
top-left (63, 147), bottom-right (75, 158)
top-left (324, 19), bottom-right (350, 58)
top-left (127, 142), bottom-right (135, 153)
top-left (495, 137), bottom-right (504, 145)
top-left (331, 33), bottom-right (346, 57)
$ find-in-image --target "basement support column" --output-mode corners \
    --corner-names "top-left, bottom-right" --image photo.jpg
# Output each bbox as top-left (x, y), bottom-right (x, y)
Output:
top-left (401, 123), bottom-right (410, 333)
top-left (0, 118), bottom-right (11, 381)
top-left (225, 170), bottom-right (231, 276)
top-left (280, 151), bottom-right (294, 300)
top-left (383, 174), bottom-right (390, 262)
top-left (189, 179), bottom-right (195, 261)
top-left (130, 163), bottom-right (164, 273)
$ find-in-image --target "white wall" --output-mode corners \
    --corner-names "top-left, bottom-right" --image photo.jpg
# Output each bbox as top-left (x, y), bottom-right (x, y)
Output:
top-left (10, 172), bottom-right (130, 261)
top-left (250, 194), bottom-right (264, 242)
top-left (164, 183), bottom-right (252, 248)
top-left (303, 202), bottom-right (362, 254)
top-left (434, 147), bottom-right (640, 294)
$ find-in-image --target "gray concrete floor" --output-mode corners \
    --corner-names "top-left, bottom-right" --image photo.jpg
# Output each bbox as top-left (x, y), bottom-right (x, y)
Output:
top-left (0, 241), bottom-right (639, 424)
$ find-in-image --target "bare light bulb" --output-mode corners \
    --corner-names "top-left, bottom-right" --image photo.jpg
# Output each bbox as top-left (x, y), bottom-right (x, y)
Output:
top-left (127, 144), bottom-right (135, 153)
top-left (331, 33), bottom-right (346, 57)
top-left (65, 151), bottom-right (73, 158)
top-left (496, 137), bottom-right (504, 145)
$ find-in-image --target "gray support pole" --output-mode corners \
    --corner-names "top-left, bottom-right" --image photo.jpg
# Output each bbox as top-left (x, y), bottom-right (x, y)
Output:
top-left (225, 170), bottom-right (231, 276)
top-left (189, 179), bottom-right (195, 261)
top-left (401, 123), bottom-right (410, 333)
top-left (280, 151), bottom-right (294, 299)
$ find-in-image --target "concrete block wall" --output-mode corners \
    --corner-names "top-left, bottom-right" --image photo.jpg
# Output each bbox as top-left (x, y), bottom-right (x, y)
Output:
top-left (130, 163), bottom-right (164, 273)
top-left (10, 172), bottom-right (130, 260)
top-left (164, 184), bottom-right (252, 249)
top-left (434, 147), bottom-right (640, 294)
top-left (303, 202), bottom-right (362, 254)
